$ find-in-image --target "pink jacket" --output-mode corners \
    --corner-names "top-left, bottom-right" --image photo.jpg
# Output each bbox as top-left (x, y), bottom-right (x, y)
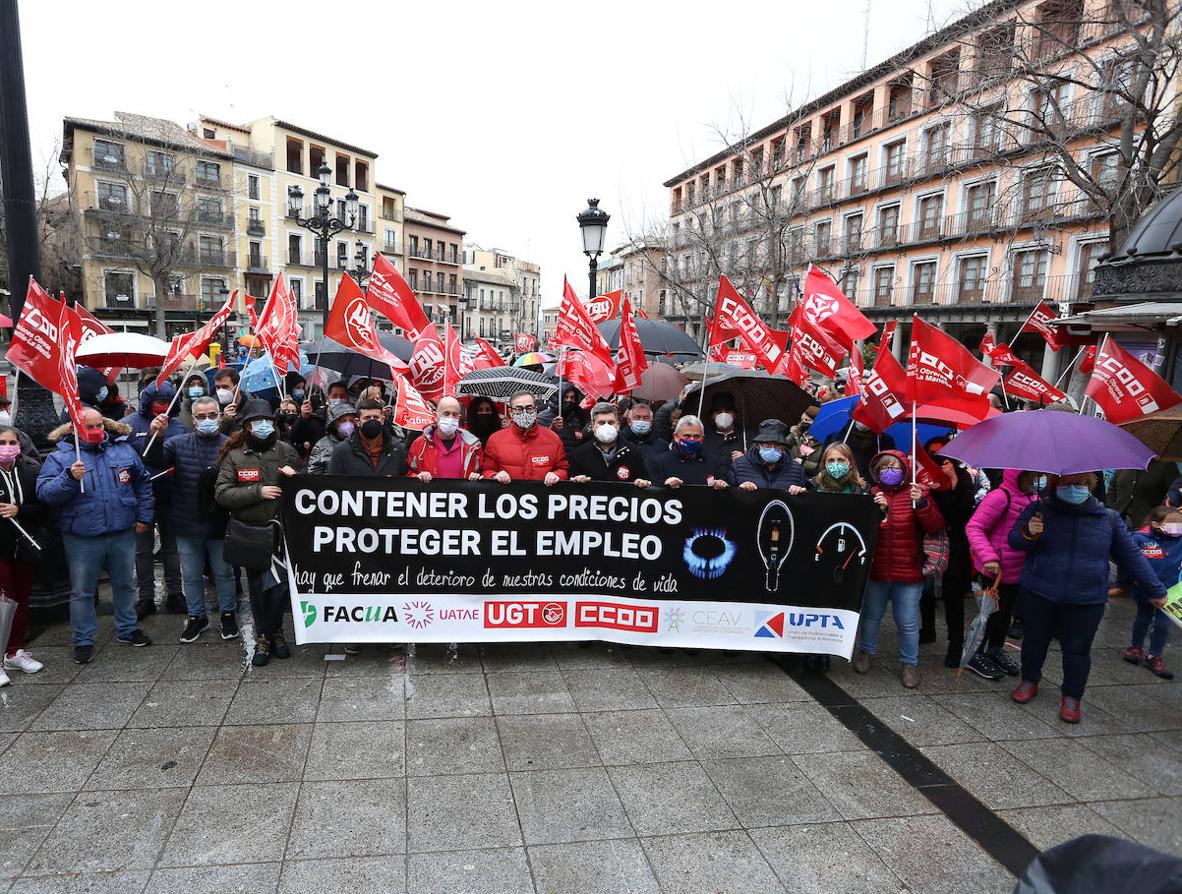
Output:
top-left (965, 469), bottom-right (1033, 584)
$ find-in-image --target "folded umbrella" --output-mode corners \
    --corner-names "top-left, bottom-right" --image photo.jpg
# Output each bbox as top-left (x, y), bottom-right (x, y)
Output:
top-left (958, 576), bottom-right (1000, 678)
top-left (0, 593), bottom-right (15, 661)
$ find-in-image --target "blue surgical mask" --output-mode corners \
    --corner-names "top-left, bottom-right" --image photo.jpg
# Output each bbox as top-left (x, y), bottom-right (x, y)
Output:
top-left (187, 387), bottom-right (204, 399)
top-left (1056, 485), bottom-right (1090, 505)
top-left (630, 420), bottom-right (652, 436)
top-left (96, 386), bottom-right (108, 402)
top-left (677, 438), bottom-right (702, 456)
top-left (758, 446), bottom-right (782, 464)
top-left (292, 389), bottom-right (305, 401)
top-left (195, 418), bottom-right (220, 436)
top-left (1033, 475), bottom-right (1048, 493)
top-left (250, 420), bottom-right (275, 439)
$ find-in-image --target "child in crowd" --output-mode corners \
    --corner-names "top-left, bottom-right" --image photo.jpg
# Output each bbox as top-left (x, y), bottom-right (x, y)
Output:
top-left (1124, 505), bottom-right (1181, 679)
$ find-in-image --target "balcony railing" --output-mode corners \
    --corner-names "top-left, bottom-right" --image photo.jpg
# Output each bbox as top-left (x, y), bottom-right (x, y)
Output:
top-left (194, 210), bottom-right (233, 228)
top-left (146, 293), bottom-right (199, 311)
top-left (247, 220), bottom-right (265, 237)
top-left (246, 255), bottom-right (270, 274)
top-left (850, 271), bottom-right (1099, 310)
top-left (89, 147), bottom-right (128, 173)
top-left (380, 241), bottom-right (402, 255)
top-left (194, 171), bottom-right (226, 191)
top-left (231, 146), bottom-right (275, 169)
top-left (143, 161), bottom-right (185, 185)
top-left (195, 248), bottom-right (235, 268)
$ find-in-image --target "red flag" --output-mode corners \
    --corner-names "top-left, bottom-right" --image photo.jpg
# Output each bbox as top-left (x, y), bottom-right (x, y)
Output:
top-left (73, 303), bottom-right (121, 384)
top-left (366, 253), bottom-right (445, 400)
top-left (613, 296), bottom-right (648, 392)
top-left (584, 289), bottom-right (623, 324)
top-left (1085, 335), bottom-right (1182, 423)
top-left (1003, 365), bottom-right (1068, 404)
top-left (705, 312), bottom-right (733, 362)
top-left (514, 332), bottom-right (538, 354)
top-left (156, 290), bottom-right (237, 388)
top-left (987, 340), bottom-right (1022, 367)
top-left (723, 350), bottom-right (757, 369)
top-left (846, 345), bottom-right (865, 398)
top-left (853, 341), bottom-right (909, 433)
top-left (390, 369), bottom-right (436, 430)
top-left (914, 443), bottom-right (952, 492)
top-left (881, 320), bottom-right (898, 353)
top-left (800, 266), bottom-right (877, 342)
top-left (710, 276), bottom-right (786, 372)
top-left (1079, 343), bottom-right (1097, 375)
top-left (787, 305), bottom-right (847, 379)
top-left (473, 337), bottom-right (506, 369)
top-left (7, 278), bottom-right (65, 390)
top-left (255, 273), bottom-right (301, 373)
top-left (56, 299), bottom-right (85, 430)
top-left (979, 331), bottom-right (997, 359)
top-left (907, 317), bottom-right (999, 419)
top-left (1021, 300), bottom-right (1068, 352)
top-left (443, 322), bottom-right (469, 396)
top-left (324, 274), bottom-right (408, 378)
top-left (553, 277), bottom-right (616, 397)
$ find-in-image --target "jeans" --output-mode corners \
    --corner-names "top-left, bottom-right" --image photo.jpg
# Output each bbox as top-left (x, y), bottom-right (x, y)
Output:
top-left (1019, 587), bottom-right (1106, 698)
top-left (247, 569), bottom-right (286, 638)
top-left (859, 580), bottom-right (924, 666)
top-left (63, 530), bottom-right (138, 646)
top-left (1131, 600), bottom-right (1171, 657)
top-left (135, 512), bottom-right (181, 602)
top-left (175, 536), bottom-right (237, 618)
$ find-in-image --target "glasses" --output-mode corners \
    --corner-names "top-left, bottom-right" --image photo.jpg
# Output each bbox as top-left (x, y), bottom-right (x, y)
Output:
top-left (193, 412), bottom-right (219, 421)
top-left (511, 405), bottom-right (537, 412)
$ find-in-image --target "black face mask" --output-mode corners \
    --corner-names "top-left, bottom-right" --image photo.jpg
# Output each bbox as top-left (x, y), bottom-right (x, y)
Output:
top-left (360, 419), bottom-right (384, 440)
top-left (246, 431), bottom-right (277, 450)
top-left (279, 413), bottom-right (298, 424)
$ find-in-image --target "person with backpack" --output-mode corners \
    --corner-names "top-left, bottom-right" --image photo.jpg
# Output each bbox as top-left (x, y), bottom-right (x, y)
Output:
top-left (1009, 471), bottom-right (1166, 723)
top-left (1122, 505), bottom-right (1182, 680)
top-left (965, 470), bottom-right (1040, 679)
top-left (852, 450), bottom-right (945, 688)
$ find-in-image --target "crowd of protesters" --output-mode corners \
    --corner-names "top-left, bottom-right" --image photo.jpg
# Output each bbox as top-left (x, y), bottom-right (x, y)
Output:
top-left (0, 362), bottom-right (1173, 730)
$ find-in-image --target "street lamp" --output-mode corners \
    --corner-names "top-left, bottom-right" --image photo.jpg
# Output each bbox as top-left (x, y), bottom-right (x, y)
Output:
top-left (351, 238), bottom-right (369, 286)
top-left (218, 286), bottom-right (232, 364)
top-left (288, 162), bottom-right (359, 332)
top-left (576, 198), bottom-right (609, 299)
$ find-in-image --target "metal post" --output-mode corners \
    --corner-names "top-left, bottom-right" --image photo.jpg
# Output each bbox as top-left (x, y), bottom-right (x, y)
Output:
top-left (588, 257), bottom-right (598, 301)
top-left (320, 232), bottom-right (330, 333)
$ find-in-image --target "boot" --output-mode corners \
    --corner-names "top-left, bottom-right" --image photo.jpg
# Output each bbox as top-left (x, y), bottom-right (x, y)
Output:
top-left (1059, 696), bottom-right (1081, 724)
top-left (901, 664), bottom-right (920, 689)
top-left (271, 632), bottom-right (291, 660)
top-left (852, 651), bottom-right (872, 674)
top-left (1011, 680), bottom-right (1038, 704)
top-left (252, 633), bottom-right (271, 667)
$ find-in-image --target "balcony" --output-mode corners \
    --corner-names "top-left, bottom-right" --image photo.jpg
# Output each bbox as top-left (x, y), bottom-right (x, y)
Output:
top-left (143, 162), bottom-right (185, 185)
top-left (146, 293), bottom-right (199, 311)
top-left (408, 246), bottom-right (434, 261)
top-left (83, 192), bottom-right (133, 217)
top-left (89, 147), bottom-right (128, 173)
top-left (195, 248), bottom-right (235, 268)
top-left (194, 170), bottom-right (226, 191)
top-left (90, 237), bottom-right (134, 259)
top-left (873, 289), bottom-right (894, 308)
top-left (246, 255), bottom-right (270, 274)
top-left (247, 219), bottom-right (265, 237)
top-left (194, 209), bottom-right (233, 228)
top-left (380, 241), bottom-right (402, 255)
top-left (231, 146), bottom-right (275, 169)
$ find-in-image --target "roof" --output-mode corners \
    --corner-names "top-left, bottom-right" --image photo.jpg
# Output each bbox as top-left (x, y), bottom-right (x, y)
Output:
top-left (376, 183), bottom-right (406, 195)
top-left (269, 118), bottom-right (379, 159)
top-left (663, 0), bottom-right (1020, 187)
top-left (462, 267), bottom-right (517, 288)
top-left (405, 207), bottom-right (466, 236)
top-left (197, 114), bottom-right (252, 135)
top-left (61, 112), bottom-right (232, 161)
top-left (1106, 187), bottom-right (1182, 262)
top-left (1054, 302), bottom-right (1182, 327)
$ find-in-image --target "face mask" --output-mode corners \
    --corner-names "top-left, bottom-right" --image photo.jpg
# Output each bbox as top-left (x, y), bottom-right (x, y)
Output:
top-left (360, 419), bottom-right (383, 440)
top-left (150, 402), bottom-right (169, 417)
top-left (216, 388), bottom-right (233, 404)
top-left (511, 409), bottom-right (537, 430)
top-left (676, 438), bottom-right (702, 456)
top-left (799, 417), bottom-right (812, 430)
top-left (96, 386), bottom-right (109, 402)
top-left (630, 420), bottom-right (651, 436)
top-left (336, 421), bottom-right (355, 438)
top-left (329, 398), bottom-right (345, 408)
top-left (826, 460), bottom-right (850, 480)
top-left (187, 387), bottom-right (204, 399)
top-left (0, 411), bottom-right (12, 427)
top-left (878, 467), bottom-right (905, 488)
top-left (1032, 475), bottom-right (1048, 493)
top-left (81, 426), bottom-right (105, 445)
top-left (0, 445), bottom-right (21, 464)
top-left (1164, 523), bottom-right (1182, 537)
top-left (1056, 485), bottom-right (1090, 505)
top-left (758, 446), bottom-right (782, 464)
top-left (195, 418), bottom-right (220, 436)
top-left (279, 412), bottom-right (298, 424)
top-left (715, 412), bottom-right (734, 430)
top-left (595, 423), bottom-right (618, 444)
top-left (436, 417), bottom-right (460, 436)
top-left (250, 420), bottom-right (275, 440)
top-left (292, 389), bottom-right (305, 401)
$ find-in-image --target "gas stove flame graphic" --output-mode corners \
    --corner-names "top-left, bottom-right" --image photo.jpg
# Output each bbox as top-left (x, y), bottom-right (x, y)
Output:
top-left (683, 528), bottom-right (736, 580)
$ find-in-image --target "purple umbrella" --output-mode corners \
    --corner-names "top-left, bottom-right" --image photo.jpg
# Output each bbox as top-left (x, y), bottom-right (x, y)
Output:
top-left (937, 409), bottom-right (1156, 476)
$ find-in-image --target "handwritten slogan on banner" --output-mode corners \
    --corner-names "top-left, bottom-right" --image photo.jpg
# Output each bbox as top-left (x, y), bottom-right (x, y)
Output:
top-left (281, 479), bottom-right (881, 657)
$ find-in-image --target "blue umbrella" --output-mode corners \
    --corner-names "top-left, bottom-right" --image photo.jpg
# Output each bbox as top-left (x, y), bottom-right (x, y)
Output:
top-left (810, 396), bottom-right (951, 447)
top-left (240, 351), bottom-right (312, 397)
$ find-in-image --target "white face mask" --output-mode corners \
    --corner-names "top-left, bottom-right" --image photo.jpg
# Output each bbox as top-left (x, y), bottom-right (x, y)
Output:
top-left (436, 416), bottom-right (460, 436)
top-left (594, 422), bottom-right (619, 444)
top-left (715, 412), bottom-right (734, 430)
top-left (215, 388), bottom-right (233, 404)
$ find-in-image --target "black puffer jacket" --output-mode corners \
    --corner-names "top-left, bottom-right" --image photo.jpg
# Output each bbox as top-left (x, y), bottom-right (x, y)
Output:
top-left (327, 430), bottom-right (407, 478)
top-left (731, 445), bottom-right (809, 490)
top-left (161, 430), bottom-right (230, 539)
top-left (0, 454), bottom-right (47, 562)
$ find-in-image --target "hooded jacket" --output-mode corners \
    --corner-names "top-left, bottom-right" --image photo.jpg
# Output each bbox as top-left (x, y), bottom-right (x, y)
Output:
top-left (965, 470), bottom-right (1034, 584)
top-left (731, 444), bottom-right (809, 490)
top-left (177, 376), bottom-right (209, 431)
top-left (867, 449), bottom-right (944, 583)
top-left (37, 419), bottom-right (154, 537)
top-left (1126, 528), bottom-right (1182, 604)
top-left (407, 425), bottom-right (483, 479)
top-left (307, 403), bottom-right (357, 475)
top-left (0, 453), bottom-right (47, 562)
top-left (126, 381), bottom-right (189, 503)
top-left (1009, 493), bottom-right (1164, 605)
top-left (482, 423), bottom-right (569, 481)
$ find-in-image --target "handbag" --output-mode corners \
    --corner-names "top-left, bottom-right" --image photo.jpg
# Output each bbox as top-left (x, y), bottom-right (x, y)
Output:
top-left (223, 517), bottom-right (276, 571)
top-left (922, 529), bottom-right (951, 578)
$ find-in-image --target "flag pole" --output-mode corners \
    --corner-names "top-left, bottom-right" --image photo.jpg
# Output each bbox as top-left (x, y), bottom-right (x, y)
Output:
top-left (1053, 345), bottom-right (1087, 390)
top-left (141, 355), bottom-right (202, 457)
top-left (73, 431), bottom-right (85, 495)
top-left (1007, 304), bottom-right (1041, 348)
top-left (910, 397), bottom-right (917, 508)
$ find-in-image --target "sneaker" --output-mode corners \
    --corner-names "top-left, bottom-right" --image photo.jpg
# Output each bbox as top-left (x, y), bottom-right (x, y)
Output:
top-left (0, 668), bottom-right (10, 687)
top-left (117, 629), bottom-right (152, 647)
top-left (1060, 695), bottom-right (1082, 724)
top-left (271, 632), bottom-right (291, 660)
top-left (1144, 654), bottom-right (1175, 680)
top-left (1011, 680), bottom-right (1039, 704)
top-left (966, 653), bottom-right (1004, 680)
top-left (135, 598), bottom-right (157, 620)
top-left (220, 612), bottom-right (240, 641)
top-left (252, 633), bottom-right (271, 667)
top-left (901, 664), bottom-right (920, 689)
top-left (1123, 645), bottom-right (1146, 665)
top-left (73, 645), bottom-right (94, 665)
top-left (986, 649), bottom-right (1020, 677)
top-left (179, 616), bottom-right (209, 643)
top-left (4, 650), bottom-right (43, 674)
top-left (852, 650), bottom-right (872, 674)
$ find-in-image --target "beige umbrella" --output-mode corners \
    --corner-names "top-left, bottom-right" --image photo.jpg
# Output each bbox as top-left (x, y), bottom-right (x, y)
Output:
top-left (1119, 404), bottom-right (1182, 460)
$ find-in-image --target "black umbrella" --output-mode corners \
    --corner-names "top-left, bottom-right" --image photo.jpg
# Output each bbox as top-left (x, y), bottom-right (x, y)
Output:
top-left (302, 335), bottom-right (414, 379)
top-left (681, 369), bottom-right (817, 429)
top-left (458, 366), bottom-right (558, 401)
top-left (596, 319), bottom-right (703, 358)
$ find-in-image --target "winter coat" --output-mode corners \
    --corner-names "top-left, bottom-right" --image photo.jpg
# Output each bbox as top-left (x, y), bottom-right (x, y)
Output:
top-left (1125, 530), bottom-right (1182, 604)
top-left (36, 419), bottom-right (154, 537)
top-left (619, 428), bottom-right (670, 467)
top-left (653, 400), bottom-right (677, 442)
top-left (731, 445), bottom-right (809, 490)
top-left (568, 440), bottom-right (650, 484)
top-left (161, 430), bottom-right (230, 539)
top-left (965, 470), bottom-right (1034, 584)
top-left (0, 454), bottom-right (47, 562)
top-left (215, 438), bottom-right (300, 526)
top-left (177, 378), bottom-right (210, 431)
top-left (931, 465), bottom-right (976, 584)
top-left (306, 402), bottom-right (357, 474)
top-left (704, 428), bottom-right (751, 465)
top-left (288, 413), bottom-right (325, 461)
top-left (1009, 494), bottom-right (1164, 605)
top-left (406, 426), bottom-right (483, 479)
top-left (327, 431), bottom-right (407, 478)
top-left (1108, 460), bottom-right (1178, 530)
top-left (126, 381), bottom-right (190, 505)
top-left (482, 425), bottom-right (569, 481)
top-left (649, 444), bottom-right (733, 488)
top-left (867, 449), bottom-right (944, 584)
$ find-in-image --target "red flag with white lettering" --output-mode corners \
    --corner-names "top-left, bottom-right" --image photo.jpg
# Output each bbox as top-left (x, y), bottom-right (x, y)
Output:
top-left (390, 369), bottom-right (436, 430)
top-left (787, 305), bottom-right (847, 379)
top-left (846, 345), bottom-right (865, 398)
top-left (853, 340), bottom-right (909, 433)
top-left (613, 296), bottom-right (648, 393)
top-left (583, 290), bottom-right (623, 324)
top-left (366, 253), bottom-right (445, 400)
top-left (443, 322), bottom-right (470, 397)
top-left (156, 290), bottom-right (237, 388)
top-left (473, 337), bottom-right (507, 369)
top-left (710, 276), bottom-right (786, 372)
top-left (800, 266), bottom-right (877, 343)
top-left (907, 317), bottom-right (999, 419)
top-left (1003, 364), bottom-right (1068, 404)
top-left (987, 340), bottom-right (1022, 367)
top-left (979, 331), bottom-right (997, 359)
top-left (255, 273), bottom-right (301, 373)
top-left (56, 299), bottom-right (86, 431)
top-left (1079, 343), bottom-right (1097, 375)
top-left (723, 350), bottom-right (757, 369)
top-left (1021, 300), bottom-right (1068, 351)
top-left (514, 333), bottom-right (539, 354)
top-left (324, 274), bottom-right (408, 379)
top-left (914, 443), bottom-right (952, 492)
top-left (1085, 335), bottom-right (1182, 423)
top-left (881, 320), bottom-right (898, 353)
top-left (553, 277), bottom-right (616, 398)
top-left (73, 302), bottom-right (121, 384)
top-left (7, 278), bottom-right (65, 390)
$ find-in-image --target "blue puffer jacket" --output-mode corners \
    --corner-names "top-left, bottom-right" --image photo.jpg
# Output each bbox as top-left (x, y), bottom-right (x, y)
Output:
top-left (126, 381), bottom-right (189, 502)
top-left (731, 444), bottom-right (809, 490)
top-left (1125, 529), bottom-right (1182, 603)
top-left (1009, 495), bottom-right (1164, 605)
top-left (36, 420), bottom-right (154, 537)
top-left (161, 430), bottom-right (229, 539)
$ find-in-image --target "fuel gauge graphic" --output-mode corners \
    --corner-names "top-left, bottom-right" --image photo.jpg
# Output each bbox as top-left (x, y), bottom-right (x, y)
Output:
top-left (813, 522), bottom-right (869, 583)
top-left (756, 500), bottom-right (795, 592)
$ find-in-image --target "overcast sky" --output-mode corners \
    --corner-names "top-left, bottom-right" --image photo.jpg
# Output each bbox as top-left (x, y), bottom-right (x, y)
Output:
top-left (19, 0), bottom-right (968, 308)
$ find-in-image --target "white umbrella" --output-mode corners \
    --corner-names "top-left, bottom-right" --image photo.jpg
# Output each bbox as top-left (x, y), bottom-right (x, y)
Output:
top-left (75, 332), bottom-right (169, 369)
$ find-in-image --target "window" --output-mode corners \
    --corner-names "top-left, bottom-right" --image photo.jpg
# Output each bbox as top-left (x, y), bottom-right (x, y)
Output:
top-left (166, 274), bottom-right (184, 295)
top-left (248, 174), bottom-right (260, 200)
top-left (150, 191), bottom-right (178, 218)
top-left (315, 280), bottom-right (326, 308)
top-left (450, 244), bottom-right (459, 263)
top-left (437, 272), bottom-right (445, 293)
top-left (337, 242), bottom-right (349, 268)
top-left (887, 81), bottom-right (912, 122)
top-left (1032, 80), bottom-right (1071, 137)
top-left (921, 123), bottom-right (949, 172)
top-left (448, 274), bottom-right (457, 294)
top-left (286, 139), bottom-right (304, 175)
top-left (814, 220), bottom-right (832, 256)
top-left (409, 236), bottom-right (419, 256)
top-left (918, 193), bottom-right (944, 239)
top-left (290, 279), bottom-right (303, 306)
top-left (145, 150), bottom-right (176, 178)
top-left (382, 197), bottom-right (397, 219)
top-left (357, 205), bottom-right (368, 231)
top-left (408, 270), bottom-right (418, 290)
top-left (288, 234), bottom-right (302, 266)
top-left (201, 277), bottom-right (226, 308)
top-left (817, 166), bottom-right (835, 203)
top-left (843, 269), bottom-right (862, 304)
top-left (96, 181), bottom-right (127, 212)
top-left (103, 270), bottom-right (135, 308)
top-left (248, 241), bottom-right (263, 268)
top-left (976, 22), bottom-right (1015, 77)
top-left (1076, 241), bottom-right (1105, 298)
top-left (195, 160), bottom-right (220, 185)
top-left (385, 228), bottom-right (398, 251)
top-left (958, 255), bottom-right (988, 301)
top-left (1091, 151), bottom-right (1120, 191)
top-left (966, 180), bottom-right (996, 229)
top-left (884, 140), bottom-right (907, 185)
top-left (423, 238), bottom-right (433, 259)
top-left (336, 154), bottom-right (350, 187)
top-left (973, 107), bottom-right (1000, 156)
top-left (848, 155), bottom-right (868, 193)
top-left (196, 196), bottom-right (222, 224)
top-left (873, 266), bottom-right (895, 306)
top-left (686, 182), bottom-right (696, 205)
top-left (355, 161), bottom-right (369, 192)
top-left (876, 204), bottom-right (900, 247)
top-left (93, 139), bottom-right (124, 168)
top-left (198, 235), bottom-right (222, 264)
top-left (911, 261), bottom-right (936, 304)
top-left (248, 207), bottom-right (260, 224)
top-left (1022, 166), bottom-right (1058, 219)
top-left (1011, 249), bottom-right (1048, 300)
top-left (436, 243), bottom-right (445, 262)
top-left (843, 213), bottom-right (863, 254)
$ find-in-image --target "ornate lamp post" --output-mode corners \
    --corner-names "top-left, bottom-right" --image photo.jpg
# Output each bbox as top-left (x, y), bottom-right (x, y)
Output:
top-left (287, 163), bottom-right (358, 331)
top-left (576, 198), bottom-right (609, 299)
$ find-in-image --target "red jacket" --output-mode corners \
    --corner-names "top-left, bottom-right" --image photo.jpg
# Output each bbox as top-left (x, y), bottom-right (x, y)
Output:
top-left (482, 424), bottom-right (569, 481)
top-left (868, 449), bottom-right (945, 583)
top-left (406, 426), bottom-right (483, 479)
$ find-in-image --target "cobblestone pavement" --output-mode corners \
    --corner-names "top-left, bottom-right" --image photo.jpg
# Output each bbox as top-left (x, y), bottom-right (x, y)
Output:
top-left (0, 593), bottom-right (1178, 893)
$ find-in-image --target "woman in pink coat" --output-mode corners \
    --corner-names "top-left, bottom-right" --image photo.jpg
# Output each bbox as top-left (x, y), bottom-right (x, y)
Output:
top-left (964, 469), bottom-right (1041, 679)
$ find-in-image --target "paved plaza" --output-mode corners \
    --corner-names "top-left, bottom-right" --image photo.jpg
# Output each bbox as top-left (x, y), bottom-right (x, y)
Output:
top-left (0, 592), bottom-right (1179, 893)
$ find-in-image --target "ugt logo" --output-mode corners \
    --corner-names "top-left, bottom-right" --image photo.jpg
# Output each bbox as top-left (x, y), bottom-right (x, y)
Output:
top-left (300, 600), bottom-right (317, 629)
top-left (344, 298), bottom-right (378, 351)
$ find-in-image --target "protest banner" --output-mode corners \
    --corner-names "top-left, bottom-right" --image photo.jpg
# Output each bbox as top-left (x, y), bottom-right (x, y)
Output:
top-left (281, 479), bottom-right (880, 657)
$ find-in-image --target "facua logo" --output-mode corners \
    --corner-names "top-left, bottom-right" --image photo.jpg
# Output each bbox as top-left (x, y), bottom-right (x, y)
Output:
top-left (301, 600), bottom-right (316, 629)
top-left (484, 600), bottom-right (567, 629)
top-left (574, 601), bottom-right (659, 633)
top-left (402, 600), bottom-right (435, 630)
top-left (318, 604), bottom-right (400, 624)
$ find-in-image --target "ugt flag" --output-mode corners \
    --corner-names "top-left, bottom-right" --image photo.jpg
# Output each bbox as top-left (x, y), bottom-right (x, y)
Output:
top-left (1085, 335), bottom-right (1182, 423)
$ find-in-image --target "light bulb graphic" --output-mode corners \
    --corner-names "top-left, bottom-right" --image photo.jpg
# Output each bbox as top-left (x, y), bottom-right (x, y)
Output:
top-left (756, 500), bottom-right (795, 592)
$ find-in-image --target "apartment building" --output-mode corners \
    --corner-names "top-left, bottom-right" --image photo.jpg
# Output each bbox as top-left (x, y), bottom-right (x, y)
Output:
top-left (663, 0), bottom-right (1164, 376)
top-left (461, 267), bottom-right (518, 344)
top-left (613, 242), bottom-right (669, 319)
top-left (405, 208), bottom-right (465, 326)
top-left (462, 245), bottom-right (543, 342)
top-left (540, 307), bottom-right (560, 346)
top-left (376, 183), bottom-right (407, 275)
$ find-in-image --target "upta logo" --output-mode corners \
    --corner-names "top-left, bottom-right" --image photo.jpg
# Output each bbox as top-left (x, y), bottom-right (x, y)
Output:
top-left (754, 611), bottom-right (844, 638)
